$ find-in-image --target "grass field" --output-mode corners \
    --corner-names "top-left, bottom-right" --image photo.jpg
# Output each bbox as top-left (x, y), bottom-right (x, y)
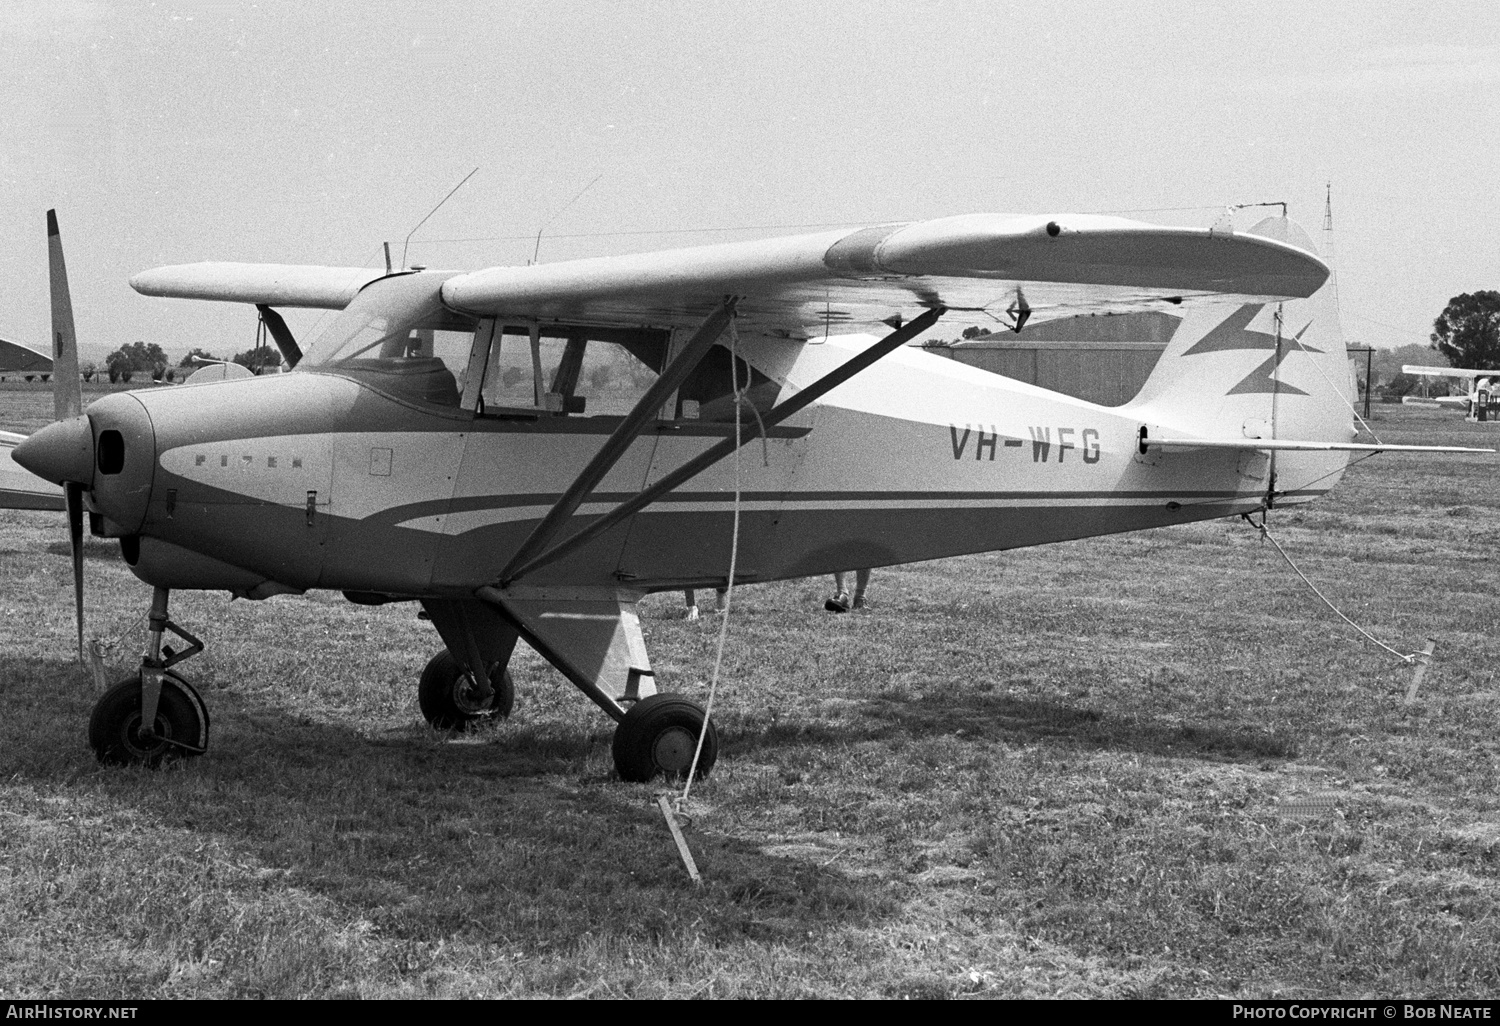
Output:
top-left (1, 386), bottom-right (1498, 998)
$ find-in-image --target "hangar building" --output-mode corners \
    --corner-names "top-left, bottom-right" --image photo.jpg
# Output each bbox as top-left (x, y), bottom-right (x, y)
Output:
top-left (0, 338), bottom-right (53, 382)
top-left (922, 311), bottom-right (1176, 407)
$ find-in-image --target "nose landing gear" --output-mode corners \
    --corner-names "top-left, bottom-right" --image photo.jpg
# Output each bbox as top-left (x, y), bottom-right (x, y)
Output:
top-left (87, 587), bottom-right (208, 766)
top-left (418, 648), bottom-right (515, 730)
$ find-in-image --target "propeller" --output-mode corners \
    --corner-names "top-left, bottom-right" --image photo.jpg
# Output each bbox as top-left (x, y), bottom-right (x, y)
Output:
top-left (66, 482), bottom-right (84, 662)
top-left (47, 209), bottom-right (87, 663)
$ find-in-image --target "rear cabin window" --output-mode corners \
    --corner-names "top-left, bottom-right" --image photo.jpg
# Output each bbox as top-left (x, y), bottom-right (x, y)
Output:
top-left (675, 347), bottom-right (779, 422)
top-left (479, 331), bottom-right (662, 417)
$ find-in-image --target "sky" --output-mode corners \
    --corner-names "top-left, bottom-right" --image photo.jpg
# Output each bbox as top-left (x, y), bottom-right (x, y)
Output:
top-left (2, 0), bottom-right (1497, 362)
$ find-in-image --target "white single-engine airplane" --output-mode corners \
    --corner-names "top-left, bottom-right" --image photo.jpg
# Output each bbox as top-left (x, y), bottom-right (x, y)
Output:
top-left (15, 208), bottom-right (1486, 779)
top-left (1401, 364), bottom-right (1500, 418)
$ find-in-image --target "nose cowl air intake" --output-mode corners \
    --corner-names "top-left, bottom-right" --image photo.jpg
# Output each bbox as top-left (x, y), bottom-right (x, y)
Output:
top-left (13, 415), bottom-right (94, 487)
top-left (79, 393), bottom-right (157, 534)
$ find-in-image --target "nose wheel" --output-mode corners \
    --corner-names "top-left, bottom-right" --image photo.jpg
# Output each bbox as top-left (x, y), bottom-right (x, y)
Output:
top-left (418, 649), bottom-right (515, 729)
top-left (611, 694), bottom-right (717, 782)
top-left (88, 672), bottom-right (208, 766)
top-left (87, 587), bottom-right (209, 767)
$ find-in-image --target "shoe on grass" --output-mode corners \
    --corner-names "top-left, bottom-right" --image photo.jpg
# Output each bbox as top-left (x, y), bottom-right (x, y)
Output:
top-left (824, 592), bottom-right (850, 613)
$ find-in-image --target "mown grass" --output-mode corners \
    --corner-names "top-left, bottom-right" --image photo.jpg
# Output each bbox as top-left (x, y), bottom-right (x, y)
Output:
top-left (1, 392), bottom-right (1498, 997)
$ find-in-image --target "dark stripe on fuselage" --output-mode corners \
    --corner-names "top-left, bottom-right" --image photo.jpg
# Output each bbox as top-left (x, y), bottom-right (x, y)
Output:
top-left (359, 486), bottom-right (1323, 530)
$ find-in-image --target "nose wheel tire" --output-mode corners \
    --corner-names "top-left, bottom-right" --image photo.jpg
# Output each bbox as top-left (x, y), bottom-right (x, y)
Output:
top-left (88, 674), bottom-right (209, 767)
top-left (612, 694), bottom-right (717, 783)
top-left (418, 649), bottom-right (515, 730)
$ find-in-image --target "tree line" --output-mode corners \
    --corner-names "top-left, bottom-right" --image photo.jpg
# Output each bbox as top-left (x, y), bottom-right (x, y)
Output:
top-left (97, 342), bottom-right (282, 383)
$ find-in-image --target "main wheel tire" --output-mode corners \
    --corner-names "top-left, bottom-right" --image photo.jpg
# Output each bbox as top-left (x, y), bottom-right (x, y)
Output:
top-left (88, 674), bottom-right (209, 767)
top-left (612, 694), bottom-right (718, 782)
top-left (418, 649), bottom-right (514, 730)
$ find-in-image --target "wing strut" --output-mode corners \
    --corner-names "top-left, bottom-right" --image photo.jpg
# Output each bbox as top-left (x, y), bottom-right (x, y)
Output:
top-left (255, 305), bottom-right (303, 369)
top-left (495, 297), bottom-right (741, 583)
top-left (500, 304), bottom-right (947, 585)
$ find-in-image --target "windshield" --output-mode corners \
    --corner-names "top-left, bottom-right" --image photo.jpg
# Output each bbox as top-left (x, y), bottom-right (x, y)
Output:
top-left (298, 272), bottom-right (478, 408)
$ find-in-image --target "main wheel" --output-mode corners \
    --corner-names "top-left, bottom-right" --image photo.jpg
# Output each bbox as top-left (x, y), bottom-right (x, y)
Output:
top-left (88, 674), bottom-right (209, 767)
top-left (612, 694), bottom-right (718, 782)
top-left (418, 649), bottom-right (514, 730)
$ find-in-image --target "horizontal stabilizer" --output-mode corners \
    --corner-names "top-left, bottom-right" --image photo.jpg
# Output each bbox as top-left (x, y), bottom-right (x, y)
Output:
top-left (1143, 436), bottom-right (1494, 454)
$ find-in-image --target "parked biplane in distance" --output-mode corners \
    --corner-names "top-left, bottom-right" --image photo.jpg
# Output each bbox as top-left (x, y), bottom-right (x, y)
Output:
top-left (1401, 364), bottom-right (1500, 419)
top-left (15, 207), bottom-right (1489, 780)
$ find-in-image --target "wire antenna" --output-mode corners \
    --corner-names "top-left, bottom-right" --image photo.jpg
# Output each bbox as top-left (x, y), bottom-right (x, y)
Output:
top-left (532, 174), bottom-right (603, 264)
top-left (401, 167), bottom-right (480, 270)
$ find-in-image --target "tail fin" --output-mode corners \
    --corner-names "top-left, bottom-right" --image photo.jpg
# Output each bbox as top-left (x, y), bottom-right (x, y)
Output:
top-left (47, 209), bottom-right (82, 421)
top-left (1126, 216), bottom-right (1353, 502)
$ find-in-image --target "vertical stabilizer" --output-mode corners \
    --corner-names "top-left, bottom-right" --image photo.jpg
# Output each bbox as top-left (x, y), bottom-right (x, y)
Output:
top-left (1127, 216), bottom-right (1353, 502)
top-left (47, 210), bottom-right (82, 422)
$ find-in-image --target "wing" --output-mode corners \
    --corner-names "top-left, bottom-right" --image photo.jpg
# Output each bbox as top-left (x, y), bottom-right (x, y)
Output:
top-left (130, 263), bottom-right (389, 310)
top-left (441, 213), bottom-right (1328, 337)
top-left (1402, 364), bottom-right (1500, 379)
top-left (129, 213), bottom-right (1328, 335)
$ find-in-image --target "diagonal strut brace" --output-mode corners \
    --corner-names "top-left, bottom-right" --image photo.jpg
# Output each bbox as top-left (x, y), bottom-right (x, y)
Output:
top-left (500, 304), bottom-right (946, 584)
top-left (495, 296), bottom-right (740, 583)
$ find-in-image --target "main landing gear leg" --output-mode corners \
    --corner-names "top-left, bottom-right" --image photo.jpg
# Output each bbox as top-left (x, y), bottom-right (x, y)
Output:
top-left (88, 586), bottom-right (210, 766)
top-left (476, 586), bottom-right (718, 783)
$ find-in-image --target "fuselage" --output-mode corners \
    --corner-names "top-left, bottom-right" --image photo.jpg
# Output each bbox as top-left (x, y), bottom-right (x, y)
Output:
top-left (73, 336), bottom-right (1307, 601)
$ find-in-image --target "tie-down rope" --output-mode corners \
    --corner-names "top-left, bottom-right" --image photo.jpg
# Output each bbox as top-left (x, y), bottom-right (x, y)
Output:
top-left (1242, 510), bottom-right (1420, 664)
top-left (678, 314), bottom-right (750, 806)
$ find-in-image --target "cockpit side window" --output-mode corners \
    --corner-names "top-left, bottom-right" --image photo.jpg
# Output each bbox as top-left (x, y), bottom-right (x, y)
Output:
top-left (297, 273), bottom-right (479, 409)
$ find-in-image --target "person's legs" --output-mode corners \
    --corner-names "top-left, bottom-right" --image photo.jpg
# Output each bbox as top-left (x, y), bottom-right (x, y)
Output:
top-left (825, 573), bottom-right (850, 613)
top-left (684, 589), bottom-right (700, 621)
top-left (851, 568), bottom-right (870, 610)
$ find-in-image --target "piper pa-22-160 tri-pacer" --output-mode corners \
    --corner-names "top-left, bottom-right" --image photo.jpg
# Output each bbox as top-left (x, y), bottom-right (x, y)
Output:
top-left (15, 208), bottom-right (1486, 779)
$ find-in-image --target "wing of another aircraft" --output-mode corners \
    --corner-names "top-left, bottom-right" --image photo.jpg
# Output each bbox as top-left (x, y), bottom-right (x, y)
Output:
top-left (1, 430), bottom-right (63, 511)
top-left (129, 213), bottom-right (1329, 337)
top-left (1402, 364), bottom-right (1500, 379)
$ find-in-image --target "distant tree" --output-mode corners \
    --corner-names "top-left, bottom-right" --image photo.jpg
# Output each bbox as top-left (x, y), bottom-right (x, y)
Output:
top-left (1431, 291), bottom-right (1500, 368)
top-left (105, 341), bottom-right (168, 383)
top-left (1370, 342), bottom-right (1444, 389)
top-left (80, 361), bottom-right (97, 383)
top-left (104, 349), bottom-right (132, 383)
top-left (961, 326), bottom-right (991, 340)
top-left (587, 363), bottom-right (614, 391)
top-left (231, 347), bottom-right (282, 374)
top-left (1384, 372), bottom-right (1428, 398)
